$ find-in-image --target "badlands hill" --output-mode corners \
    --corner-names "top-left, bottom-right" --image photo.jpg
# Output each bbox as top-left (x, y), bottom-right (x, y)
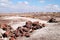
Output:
top-left (0, 12), bottom-right (60, 40)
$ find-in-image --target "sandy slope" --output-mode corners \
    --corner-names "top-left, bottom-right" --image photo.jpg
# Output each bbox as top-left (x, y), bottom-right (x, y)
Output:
top-left (16, 23), bottom-right (60, 40)
top-left (2, 16), bottom-right (47, 30)
top-left (1, 16), bottom-right (60, 40)
top-left (27, 23), bottom-right (60, 40)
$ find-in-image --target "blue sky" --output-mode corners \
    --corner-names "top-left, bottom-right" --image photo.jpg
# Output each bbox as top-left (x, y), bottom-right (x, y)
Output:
top-left (0, 0), bottom-right (60, 13)
top-left (10, 0), bottom-right (60, 6)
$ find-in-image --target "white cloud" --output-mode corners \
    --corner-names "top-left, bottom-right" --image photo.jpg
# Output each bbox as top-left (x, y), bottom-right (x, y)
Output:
top-left (0, 0), bottom-right (9, 2)
top-left (40, 0), bottom-right (45, 3)
top-left (44, 4), bottom-right (60, 12)
top-left (17, 1), bottom-right (29, 5)
top-left (0, 0), bottom-right (41, 12)
top-left (0, 0), bottom-right (60, 13)
top-left (24, 1), bottom-right (29, 5)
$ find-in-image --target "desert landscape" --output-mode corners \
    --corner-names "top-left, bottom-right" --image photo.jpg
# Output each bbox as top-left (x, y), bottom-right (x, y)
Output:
top-left (0, 0), bottom-right (60, 40)
top-left (0, 12), bottom-right (60, 40)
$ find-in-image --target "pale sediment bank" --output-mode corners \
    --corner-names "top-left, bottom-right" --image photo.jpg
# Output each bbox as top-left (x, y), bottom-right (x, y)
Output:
top-left (0, 16), bottom-right (60, 40)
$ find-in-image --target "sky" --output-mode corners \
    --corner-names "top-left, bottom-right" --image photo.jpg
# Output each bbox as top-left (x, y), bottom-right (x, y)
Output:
top-left (0, 0), bottom-right (60, 13)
